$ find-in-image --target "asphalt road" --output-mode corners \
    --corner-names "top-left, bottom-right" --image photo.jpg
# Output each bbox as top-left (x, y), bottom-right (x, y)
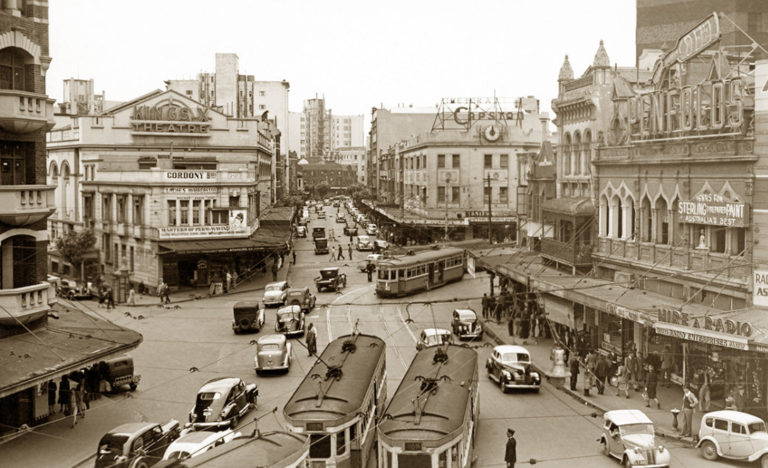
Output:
top-left (8, 203), bottom-right (753, 468)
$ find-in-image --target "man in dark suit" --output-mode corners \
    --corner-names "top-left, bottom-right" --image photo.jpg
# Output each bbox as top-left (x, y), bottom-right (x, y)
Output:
top-left (595, 354), bottom-right (610, 395)
top-left (569, 355), bottom-right (580, 391)
top-left (505, 428), bottom-right (517, 468)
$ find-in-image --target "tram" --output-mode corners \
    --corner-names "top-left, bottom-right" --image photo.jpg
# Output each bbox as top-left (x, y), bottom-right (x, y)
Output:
top-left (378, 344), bottom-right (479, 468)
top-left (283, 333), bottom-right (387, 468)
top-left (375, 247), bottom-right (465, 297)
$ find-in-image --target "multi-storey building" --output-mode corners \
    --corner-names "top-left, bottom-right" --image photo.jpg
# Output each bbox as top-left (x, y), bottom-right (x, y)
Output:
top-left (47, 89), bottom-right (284, 294)
top-left (289, 96), bottom-right (365, 163)
top-left (298, 162), bottom-right (356, 196)
top-left (57, 78), bottom-right (114, 116)
top-left (0, 1), bottom-right (142, 437)
top-left (336, 146), bottom-right (366, 184)
top-left (165, 53), bottom-right (290, 199)
top-left (328, 114), bottom-right (364, 150)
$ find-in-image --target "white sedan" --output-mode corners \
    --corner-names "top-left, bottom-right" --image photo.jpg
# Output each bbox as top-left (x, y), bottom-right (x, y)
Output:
top-left (164, 429), bottom-right (238, 461)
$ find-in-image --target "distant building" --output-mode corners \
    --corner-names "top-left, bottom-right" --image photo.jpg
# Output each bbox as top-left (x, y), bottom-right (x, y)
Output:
top-left (57, 78), bottom-right (118, 116)
top-left (289, 96), bottom-right (364, 162)
top-left (298, 162), bottom-right (356, 196)
top-left (336, 146), bottom-right (366, 184)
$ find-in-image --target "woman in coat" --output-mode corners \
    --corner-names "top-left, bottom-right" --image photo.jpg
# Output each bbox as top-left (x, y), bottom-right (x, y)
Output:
top-left (615, 363), bottom-right (630, 398)
top-left (47, 380), bottom-right (57, 415)
top-left (58, 375), bottom-right (70, 414)
top-left (645, 364), bottom-right (660, 409)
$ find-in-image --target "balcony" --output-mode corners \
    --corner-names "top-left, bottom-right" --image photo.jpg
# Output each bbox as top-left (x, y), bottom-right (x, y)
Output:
top-left (0, 185), bottom-right (56, 227)
top-left (0, 90), bottom-right (56, 134)
top-left (540, 237), bottom-right (593, 269)
top-left (0, 282), bottom-right (56, 326)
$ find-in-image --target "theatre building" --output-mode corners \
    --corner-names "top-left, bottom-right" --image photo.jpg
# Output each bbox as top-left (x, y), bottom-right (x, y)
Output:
top-left (47, 89), bottom-right (284, 294)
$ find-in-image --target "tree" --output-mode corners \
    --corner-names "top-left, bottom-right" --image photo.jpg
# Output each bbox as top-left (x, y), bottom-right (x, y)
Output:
top-left (55, 229), bottom-right (96, 282)
top-left (315, 181), bottom-right (330, 199)
top-left (346, 183), bottom-right (372, 201)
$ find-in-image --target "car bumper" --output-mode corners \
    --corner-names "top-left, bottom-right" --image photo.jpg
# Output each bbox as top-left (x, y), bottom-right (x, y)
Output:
top-left (503, 382), bottom-right (541, 389)
top-left (263, 300), bottom-right (284, 306)
top-left (457, 331), bottom-right (483, 339)
top-left (189, 420), bottom-right (234, 431)
top-left (255, 362), bottom-right (289, 371)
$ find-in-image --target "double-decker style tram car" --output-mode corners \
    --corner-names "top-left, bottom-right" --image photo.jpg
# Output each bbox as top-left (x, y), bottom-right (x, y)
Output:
top-left (375, 247), bottom-right (465, 297)
top-left (378, 344), bottom-right (479, 468)
top-left (283, 333), bottom-right (387, 468)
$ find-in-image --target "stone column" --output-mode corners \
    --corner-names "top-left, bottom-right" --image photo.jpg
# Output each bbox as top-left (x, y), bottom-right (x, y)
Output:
top-left (607, 202), bottom-right (615, 238)
top-left (621, 204), bottom-right (630, 240)
top-left (651, 208), bottom-right (658, 243)
top-left (176, 200), bottom-right (181, 226)
top-left (127, 194), bottom-right (134, 225)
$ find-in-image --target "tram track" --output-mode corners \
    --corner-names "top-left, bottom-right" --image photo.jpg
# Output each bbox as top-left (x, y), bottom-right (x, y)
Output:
top-left (379, 316), bottom-right (408, 371)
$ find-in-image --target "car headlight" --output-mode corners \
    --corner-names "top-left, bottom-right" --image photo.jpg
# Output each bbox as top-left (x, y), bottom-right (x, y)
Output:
top-left (633, 447), bottom-right (642, 454)
top-left (657, 445), bottom-right (665, 452)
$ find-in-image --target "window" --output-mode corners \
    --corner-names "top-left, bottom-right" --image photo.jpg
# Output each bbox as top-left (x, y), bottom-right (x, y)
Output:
top-left (732, 422), bottom-right (747, 434)
top-left (168, 200), bottom-right (177, 226)
top-left (712, 226), bottom-right (726, 253)
top-left (423, 155), bottom-right (426, 168)
top-left (103, 234), bottom-right (111, 263)
top-left (259, 105), bottom-right (266, 110)
top-left (0, 143), bottom-right (26, 185)
top-left (714, 419), bottom-right (729, 431)
top-left (185, 90), bottom-right (193, 97)
top-left (732, 227), bottom-right (746, 255)
top-left (180, 201), bottom-right (189, 224)
top-left (452, 154), bottom-right (460, 168)
top-left (438, 186), bottom-right (446, 204)
top-left (102, 195), bottom-right (111, 221)
top-left (138, 158), bottom-right (157, 169)
top-left (83, 195), bottom-right (94, 219)
top-left (416, 157), bottom-right (420, 170)
top-left (310, 434), bottom-right (331, 459)
top-left (259, 91), bottom-right (265, 96)
top-left (132, 196), bottom-right (142, 225)
top-left (116, 195), bottom-right (125, 223)
top-left (452, 186), bottom-right (460, 204)
top-left (484, 187), bottom-right (491, 204)
top-left (0, 48), bottom-right (26, 91)
top-left (484, 154), bottom-right (493, 168)
top-left (500, 187), bottom-right (508, 204)
top-left (192, 200), bottom-right (201, 225)
top-left (336, 429), bottom-right (346, 455)
top-left (210, 209), bottom-right (227, 225)
top-left (500, 154), bottom-right (508, 169)
top-left (438, 154), bottom-right (445, 168)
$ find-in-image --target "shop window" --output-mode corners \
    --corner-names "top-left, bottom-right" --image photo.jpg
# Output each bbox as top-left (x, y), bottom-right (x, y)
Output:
top-left (484, 154), bottom-right (492, 169)
top-left (438, 155), bottom-right (445, 168)
top-left (192, 200), bottom-right (201, 225)
top-left (168, 200), bottom-right (177, 226)
top-left (133, 196), bottom-right (143, 225)
top-left (437, 186), bottom-right (445, 204)
top-left (180, 200), bottom-right (189, 224)
top-left (0, 48), bottom-right (26, 91)
top-left (712, 226), bottom-right (726, 253)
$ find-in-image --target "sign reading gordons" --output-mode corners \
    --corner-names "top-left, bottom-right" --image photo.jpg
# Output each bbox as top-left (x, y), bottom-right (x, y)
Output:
top-left (132, 97), bottom-right (212, 135)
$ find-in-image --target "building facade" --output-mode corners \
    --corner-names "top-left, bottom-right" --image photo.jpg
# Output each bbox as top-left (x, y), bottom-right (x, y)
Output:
top-left (298, 162), bottom-right (356, 196)
top-left (289, 96), bottom-right (365, 163)
top-left (47, 89), bottom-right (283, 294)
top-left (336, 146), bottom-right (366, 184)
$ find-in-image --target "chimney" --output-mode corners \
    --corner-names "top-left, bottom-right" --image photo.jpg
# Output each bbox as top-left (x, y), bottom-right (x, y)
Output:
top-left (539, 112), bottom-right (550, 144)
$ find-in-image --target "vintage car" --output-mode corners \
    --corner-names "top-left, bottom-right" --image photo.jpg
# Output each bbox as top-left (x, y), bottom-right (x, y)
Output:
top-left (600, 409), bottom-right (670, 468)
top-left (95, 420), bottom-right (181, 468)
top-left (262, 281), bottom-right (290, 307)
top-left (314, 237), bottom-right (329, 255)
top-left (231, 301), bottom-right (265, 334)
top-left (336, 213), bottom-right (346, 223)
top-left (254, 334), bottom-right (292, 374)
top-left (102, 355), bottom-right (141, 392)
top-left (163, 428), bottom-right (238, 461)
top-left (697, 410), bottom-right (768, 466)
top-left (275, 305), bottom-right (306, 336)
top-left (451, 309), bottom-right (483, 340)
top-left (356, 235), bottom-right (373, 251)
top-left (188, 378), bottom-right (258, 431)
top-left (343, 226), bottom-right (359, 237)
top-left (298, 218), bottom-right (308, 229)
top-left (485, 345), bottom-right (540, 393)
top-left (366, 224), bottom-right (378, 235)
top-left (416, 328), bottom-right (454, 351)
top-left (314, 267), bottom-right (347, 292)
top-left (313, 227), bottom-right (326, 240)
top-left (317, 211), bottom-right (326, 219)
top-left (374, 239), bottom-right (389, 251)
top-left (285, 287), bottom-right (316, 313)
top-left (358, 253), bottom-right (384, 272)
top-left (297, 226), bottom-right (307, 238)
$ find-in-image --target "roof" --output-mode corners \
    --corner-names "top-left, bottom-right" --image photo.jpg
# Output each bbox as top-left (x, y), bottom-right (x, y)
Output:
top-left (258, 334), bottom-right (287, 345)
top-left (378, 247), bottom-right (464, 269)
top-left (541, 197), bottom-right (595, 216)
top-left (605, 409), bottom-right (653, 425)
top-left (234, 301), bottom-right (259, 309)
top-left (593, 40), bottom-right (610, 68)
top-left (455, 309), bottom-right (476, 319)
top-left (494, 345), bottom-right (531, 355)
top-left (321, 267), bottom-right (340, 272)
top-left (172, 430), bottom-right (225, 445)
top-left (286, 287), bottom-right (310, 293)
top-left (701, 410), bottom-right (764, 424)
top-left (379, 345), bottom-right (478, 446)
top-left (108, 422), bottom-right (156, 436)
top-left (158, 226), bottom-right (290, 255)
top-left (283, 334), bottom-right (386, 426)
top-left (266, 281), bottom-right (288, 288)
top-left (559, 55), bottom-right (574, 81)
top-left (199, 377), bottom-right (241, 394)
top-left (261, 207), bottom-right (294, 226)
top-left (179, 431), bottom-right (308, 468)
top-left (613, 75), bottom-right (636, 99)
top-left (276, 305), bottom-right (302, 315)
top-left (423, 328), bottom-right (451, 335)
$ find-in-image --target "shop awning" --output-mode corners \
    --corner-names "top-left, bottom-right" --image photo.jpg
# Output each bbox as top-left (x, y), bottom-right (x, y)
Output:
top-left (653, 322), bottom-right (750, 351)
top-left (541, 197), bottom-right (595, 216)
top-left (158, 238), bottom-right (268, 255)
top-left (542, 295), bottom-right (574, 328)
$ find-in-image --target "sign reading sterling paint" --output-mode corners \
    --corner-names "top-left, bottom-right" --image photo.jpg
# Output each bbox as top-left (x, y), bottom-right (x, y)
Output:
top-left (678, 193), bottom-right (747, 227)
top-left (754, 270), bottom-right (768, 307)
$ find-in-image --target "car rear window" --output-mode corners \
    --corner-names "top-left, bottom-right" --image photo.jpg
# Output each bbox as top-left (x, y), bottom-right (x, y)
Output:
top-left (288, 292), bottom-right (302, 296)
top-left (198, 392), bottom-right (221, 401)
top-left (261, 344), bottom-right (280, 351)
top-left (714, 419), bottom-right (728, 431)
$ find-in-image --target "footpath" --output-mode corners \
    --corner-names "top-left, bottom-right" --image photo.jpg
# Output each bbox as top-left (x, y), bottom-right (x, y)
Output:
top-left (479, 317), bottom-right (702, 445)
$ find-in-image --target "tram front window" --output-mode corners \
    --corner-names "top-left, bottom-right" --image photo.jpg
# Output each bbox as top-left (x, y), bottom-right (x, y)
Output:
top-left (399, 454), bottom-right (431, 468)
top-left (310, 434), bottom-right (332, 459)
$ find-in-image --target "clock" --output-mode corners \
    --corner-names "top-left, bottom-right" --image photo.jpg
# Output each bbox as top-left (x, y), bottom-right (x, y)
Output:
top-left (484, 125), bottom-right (500, 142)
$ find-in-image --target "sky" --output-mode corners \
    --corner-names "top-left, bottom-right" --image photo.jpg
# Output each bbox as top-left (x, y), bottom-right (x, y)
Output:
top-left (48, 0), bottom-right (638, 127)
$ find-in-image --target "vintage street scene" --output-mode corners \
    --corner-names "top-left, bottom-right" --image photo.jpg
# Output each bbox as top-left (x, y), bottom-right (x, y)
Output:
top-left (3, 1), bottom-right (768, 468)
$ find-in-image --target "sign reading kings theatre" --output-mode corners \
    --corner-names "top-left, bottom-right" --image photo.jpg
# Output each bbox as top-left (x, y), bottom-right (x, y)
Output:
top-left (132, 97), bottom-right (212, 136)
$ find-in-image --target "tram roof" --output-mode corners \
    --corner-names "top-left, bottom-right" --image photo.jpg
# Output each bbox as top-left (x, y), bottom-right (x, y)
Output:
top-left (283, 334), bottom-right (386, 426)
top-left (379, 345), bottom-right (477, 443)
top-left (378, 247), bottom-right (464, 268)
top-left (173, 430), bottom-right (309, 468)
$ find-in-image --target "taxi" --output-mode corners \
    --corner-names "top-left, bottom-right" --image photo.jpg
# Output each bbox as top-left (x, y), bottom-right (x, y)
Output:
top-left (697, 410), bottom-right (768, 466)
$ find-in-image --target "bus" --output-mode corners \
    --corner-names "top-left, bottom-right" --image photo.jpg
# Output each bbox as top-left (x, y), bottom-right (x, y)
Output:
top-left (283, 333), bottom-right (387, 468)
top-left (375, 247), bottom-right (465, 297)
top-left (378, 344), bottom-right (479, 468)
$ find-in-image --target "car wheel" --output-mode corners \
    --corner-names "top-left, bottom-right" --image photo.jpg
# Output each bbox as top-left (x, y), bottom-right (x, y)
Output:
top-left (700, 440), bottom-right (718, 461)
top-left (130, 458), bottom-right (150, 468)
top-left (231, 414), bottom-right (239, 429)
top-left (67, 291), bottom-right (76, 301)
top-left (623, 457), bottom-right (632, 468)
top-left (129, 383), bottom-right (137, 391)
top-left (499, 377), bottom-right (507, 394)
top-left (761, 453), bottom-right (768, 468)
top-left (602, 441), bottom-right (610, 457)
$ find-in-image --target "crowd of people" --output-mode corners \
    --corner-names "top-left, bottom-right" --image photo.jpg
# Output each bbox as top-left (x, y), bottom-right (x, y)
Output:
top-left (44, 363), bottom-right (116, 428)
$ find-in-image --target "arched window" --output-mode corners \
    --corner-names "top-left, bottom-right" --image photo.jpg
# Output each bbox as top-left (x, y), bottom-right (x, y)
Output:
top-left (641, 196), bottom-right (652, 242)
top-left (48, 161), bottom-right (59, 181)
top-left (573, 132), bottom-right (581, 176)
top-left (0, 47), bottom-right (29, 91)
top-left (624, 197), bottom-right (635, 240)
top-left (655, 197), bottom-right (669, 245)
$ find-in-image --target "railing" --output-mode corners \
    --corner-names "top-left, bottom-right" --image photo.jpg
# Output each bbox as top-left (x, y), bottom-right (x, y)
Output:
top-left (0, 185), bottom-right (57, 227)
top-left (0, 283), bottom-right (56, 326)
top-left (540, 237), bottom-right (592, 267)
top-left (0, 90), bottom-right (57, 134)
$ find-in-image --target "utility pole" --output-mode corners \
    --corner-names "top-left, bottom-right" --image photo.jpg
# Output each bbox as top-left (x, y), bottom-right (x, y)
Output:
top-left (486, 175), bottom-right (493, 243)
top-left (444, 195), bottom-right (449, 241)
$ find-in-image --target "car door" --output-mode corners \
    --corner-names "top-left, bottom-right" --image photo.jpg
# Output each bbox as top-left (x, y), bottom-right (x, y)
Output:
top-left (491, 351), bottom-right (500, 379)
top-left (712, 418), bottom-right (730, 455)
top-left (233, 382), bottom-right (247, 414)
top-left (729, 421), bottom-right (753, 458)
top-left (148, 425), bottom-right (168, 459)
top-left (607, 422), bottom-right (622, 456)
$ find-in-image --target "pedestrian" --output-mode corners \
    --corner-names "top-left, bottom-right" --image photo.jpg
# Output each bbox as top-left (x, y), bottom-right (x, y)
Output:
top-left (520, 310), bottom-right (530, 345)
top-left (636, 352), bottom-right (646, 387)
top-left (279, 252), bottom-right (285, 269)
top-left (75, 373), bottom-right (86, 416)
top-left (481, 293), bottom-right (489, 318)
top-left (232, 270), bottom-right (238, 290)
top-left (569, 355), bottom-right (580, 391)
top-left (70, 378), bottom-right (80, 428)
top-left (505, 428), bottom-right (517, 468)
top-left (59, 375), bottom-right (70, 414)
top-left (226, 271), bottom-right (232, 292)
top-left (595, 354), bottom-right (609, 395)
top-left (615, 363), bottom-right (630, 398)
top-left (644, 364), bottom-right (660, 409)
top-left (138, 281), bottom-right (145, 299)
top-left (306, 323), bottom-right (317, 356)
top-left (625, 351), bottom-right (638, 391)
top-left (126, 286), bottom-right (136, 306)
top-left (681, 385), bottom-right (699, 437)
top-left (734, 384), bottom-right (747, 412)
top-left (47, 380), bottom-right (57, 416)
top-left (271, 261), bottom-right (279, 281)
top-left (366, 262), bottom-right (374, 282)
top-left (292, 250), bottom-right (297, 265)
top-left (661, 345), bottom-right (674, 388)
top-left (157, 279), bottom-right (166, 304)
top-left (162, 282), bottom-right (171, 304)
top-left (330, 245), bottom-right (336, 262)
top-left (98, 285), bottom-right (106, 308)
top-left (338, 244), bottom-right (345, 260)
top-left (348, 243), bottom-right (353, 260)
top-left (698, 370), bottom-right (711, 412)
top-left (584, 351), bottom-right (596, 397)
top-left (106, 287), bottom-right (115, 309)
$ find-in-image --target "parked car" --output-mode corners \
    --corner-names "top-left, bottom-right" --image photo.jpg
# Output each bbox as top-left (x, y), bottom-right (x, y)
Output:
top-left (416, 328), bottom-right (453, 351)
top-left (358, 254), bottom-right (384, 272)
top-left (254, 334), bottom-right (292, 374)
top-left (314, 267), bottom-right (347, 292)
top-left (485, 345), bottom-right (541, 393)
top-left (366, 224), bottom-right (378, 235)
top-left (357, 235), bottom-right (373, 251)
top-left (163, 429), bottom-right (238, 461)
top-left (102, 355), bottom-right (141, 392)
top-left (262, 281), bottom-right (289, 307)
top-left (313, 227), bottom-right (326, 240)
top-left (187, 378), bottom-right (258, 431)
top-left (451, 309), bottom-right (483, 340)
top-left (374, 239), bottom-right (389, 251)
top-left (697, 410), bottom-right (768, 466)
top-left (599, 409), bottom-right (670, 468)
top-left (285, 287), bottom-right (316, 313)
top-left (343, 226), bottom-right (359, 237)
top-left (275, 305), bottom-right (306, 336)
top-left (95, 420), bottom-right (181, 468)
top-left (232, 301), bottom-right (265, 334)
top-left (297, 226), bottom-right (307, 238)
top-left (336, 213), bottom-right (346, 223)
top-left (317, 211), bottom-right (326, 219)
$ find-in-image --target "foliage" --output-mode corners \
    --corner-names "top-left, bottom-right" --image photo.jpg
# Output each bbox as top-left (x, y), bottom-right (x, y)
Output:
top-left (55, 229), bottom-right (96, 269)
top-left (346, 183), bottom-right (372, 201)
top-left (274, 193), bottom-right (304, 209)
top-left (315, 181), bottom-right (331, 199)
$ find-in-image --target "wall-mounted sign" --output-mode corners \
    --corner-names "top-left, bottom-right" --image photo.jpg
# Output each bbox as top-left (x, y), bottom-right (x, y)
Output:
top-left (163, 187), bottom-right (218, 194)
top-left (163, 171), bottom-right (217, 181)
top-left (678, 193), bottom-right (747, 227)
top-left (657, 307), bottom-right (753, 337)
top-left (654, 12), bottom-right (720, 82)
top-left (754, 270), bottom-right (768, 307)
top-left (159, 225), bottom-right (243, 239)
top-left (131, 97), bottom-right (212, 136)
top-left (229, 209), bottom-right (248, 235)
top-left (466, 211), bottom-right (514, 217)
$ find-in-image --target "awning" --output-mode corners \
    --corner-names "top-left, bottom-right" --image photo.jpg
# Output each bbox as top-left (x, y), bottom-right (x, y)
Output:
top-left (542, 295), bottom-right (574, 328)
top-left (159, 238), bottom-right (268, 255)
top-left (541, 197), bottom-right (595, 216)
top-left (653, 322), bottom-right (750, 351)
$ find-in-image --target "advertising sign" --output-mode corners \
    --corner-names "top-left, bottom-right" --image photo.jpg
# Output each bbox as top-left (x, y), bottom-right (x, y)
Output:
top-left (163, 171), bottom-right (217, 182)
top-left (678, 193), bottom-right (747, 227)
top-left (229, 209), bottom-right (248, 235)
top-left (131, 97), bottom-right (212, 135)
top-left (163, 187), bottom-right (217, 194)
top-left (467, 257), bottom-right (476, 278)
top-left (754, 270), bottom-right (768, 307)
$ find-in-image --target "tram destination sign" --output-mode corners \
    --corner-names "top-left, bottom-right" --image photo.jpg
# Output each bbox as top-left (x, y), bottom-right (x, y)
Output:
top-left (678, 194), bottom-right (746, 227)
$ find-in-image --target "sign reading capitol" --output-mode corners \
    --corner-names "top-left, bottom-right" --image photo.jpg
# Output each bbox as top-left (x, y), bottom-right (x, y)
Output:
top-left (131, 97), bottom-right (212, 136)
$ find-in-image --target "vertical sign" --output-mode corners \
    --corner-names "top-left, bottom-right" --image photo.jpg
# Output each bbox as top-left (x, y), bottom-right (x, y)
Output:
top-left (467, 257), bottom-right (476, 278)
top-left (754, 271), bottom-right (768, 307)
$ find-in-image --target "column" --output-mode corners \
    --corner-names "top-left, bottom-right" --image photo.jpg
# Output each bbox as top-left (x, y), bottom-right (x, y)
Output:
top-left (650, 208), bottom-right (658, 244)
top-left (599, 201), bottom-right (607, 237)
top-left (200, 199), bottom-right (207, 226)
top-left (621, 204), bottom-right (630, 240)
top-left (188, 201), bottom-right (193, 226)
top-left (127, 194), bottom-right (134, 225)
top-left (607, 202), bottom-right (615, 238)
top-left (111, 193), bottom-right (117, 225)
top-left (176, 200), bottom-right (181, 226)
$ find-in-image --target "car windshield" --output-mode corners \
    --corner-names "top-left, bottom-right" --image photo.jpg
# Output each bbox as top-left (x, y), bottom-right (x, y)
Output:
top-left (749, 422), bottom-right (767, 434)
top-left (288, 291), bottom-right (303, 296)
top-left (165, 451), bottom-right (191, 461)
top-left (261, 344), bottom-right (280, 351)
top-left (279, 312), bottom-right (300, 321)
top-left (98, 434), bottom-right (129, 454)
top-left (265, 285), bottom-right (282, 292)
top-left (458, 312), bottom-right (476, 321)
top-left (501, 353), bottom-right (530, 363)
top-left (320, 270), bottom-right (338, 279)
top-left (425, 333), bottom-right (451, 346)
top-left (620, 424), bottom-right (654, 436)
